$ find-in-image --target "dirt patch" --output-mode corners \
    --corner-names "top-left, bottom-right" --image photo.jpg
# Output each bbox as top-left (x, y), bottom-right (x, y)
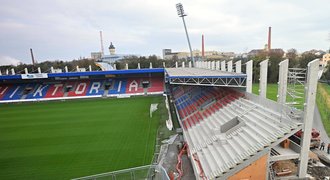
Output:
top-left (307, 166), bottom-right (330, 179)
top-left (272, 160), bottom-right (297, 177)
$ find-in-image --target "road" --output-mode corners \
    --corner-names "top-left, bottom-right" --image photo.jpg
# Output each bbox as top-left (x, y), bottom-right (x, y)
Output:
top-left (313, 106), bottom-right (330, 143)
top-left (312, 106), bottom-right (330, 158)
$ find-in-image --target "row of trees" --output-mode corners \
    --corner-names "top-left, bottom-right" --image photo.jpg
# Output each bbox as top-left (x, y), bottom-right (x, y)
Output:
top-left (0, 49), bottom-right (328, 83)
top-left (249, 49), bottom-right (323, 83)
top-left (0, 59), bottom-right (99, 74)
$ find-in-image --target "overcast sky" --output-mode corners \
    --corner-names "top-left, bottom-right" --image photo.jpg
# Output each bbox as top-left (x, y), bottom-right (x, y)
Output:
top-left (0, 0), bottom-right (329, 65)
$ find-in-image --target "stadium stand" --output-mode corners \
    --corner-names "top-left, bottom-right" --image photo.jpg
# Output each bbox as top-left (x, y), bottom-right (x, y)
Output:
top-left (0, 77), bottom-right (164, 102)
top-left (171, 85), bottom-right (302, 179)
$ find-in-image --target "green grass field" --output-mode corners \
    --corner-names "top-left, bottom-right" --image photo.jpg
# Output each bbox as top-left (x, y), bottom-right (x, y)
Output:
top-left (252, 83), bottom-right (305, 109)
top-left (0, 96), bottom-right (165, 180)
top-left (252, 83), bottom-right (278, 101)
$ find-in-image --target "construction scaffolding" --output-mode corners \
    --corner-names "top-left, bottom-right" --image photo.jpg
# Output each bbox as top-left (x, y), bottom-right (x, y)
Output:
top-left (286, 68), bottom-right (307, 111)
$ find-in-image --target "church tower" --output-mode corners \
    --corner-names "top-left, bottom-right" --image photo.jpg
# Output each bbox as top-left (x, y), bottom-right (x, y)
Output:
top-left (109, 42), bottom-right (115, 55)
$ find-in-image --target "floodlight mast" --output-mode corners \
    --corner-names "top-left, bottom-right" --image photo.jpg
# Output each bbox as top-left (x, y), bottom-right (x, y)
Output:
top-left (176, 3), bottom-right (195, 67)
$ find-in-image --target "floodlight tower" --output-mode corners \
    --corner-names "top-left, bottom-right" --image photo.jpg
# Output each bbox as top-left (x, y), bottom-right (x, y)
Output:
top-left (176, 3), bottom-right (195, 67)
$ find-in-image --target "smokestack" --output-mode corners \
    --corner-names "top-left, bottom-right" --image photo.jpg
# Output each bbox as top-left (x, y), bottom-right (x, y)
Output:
top-left (100, 31), bottom-right (104, 56)
top-left (268, 27), bottom-right (271, 51)
top-left (30, 48), bottom-right (35, 65)
top-left (202, 34), bottom-right (205, 58)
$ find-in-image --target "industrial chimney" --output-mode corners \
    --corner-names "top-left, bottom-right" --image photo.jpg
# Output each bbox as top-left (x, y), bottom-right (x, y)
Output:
top-left (30, 48), bottom-right (35, 65)
top-left (100, 31), bottom-right (104, 56)
top-left (268, 27), bottom-right (271, 51)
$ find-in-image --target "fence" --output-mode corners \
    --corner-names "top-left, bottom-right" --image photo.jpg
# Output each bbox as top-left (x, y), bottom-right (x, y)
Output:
top-left (72, 165), bottom-right (170, 180)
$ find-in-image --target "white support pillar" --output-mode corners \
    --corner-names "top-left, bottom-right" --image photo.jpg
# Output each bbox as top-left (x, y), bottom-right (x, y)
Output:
top-left (0, 70), bottom-right (2, 75)
top-left (24, 68), bottom-right (28, 74)
top-left (221, 61), bottom-right (226, 71)
top-left (259, 59), bottom-right (268, 99)
top-left (211, 61), bottom-right (215, 70)
top-left (11, 68), bottom-right (15, 75)
top-left (76, 66), bottom-right (79, 71)
top-left (216, 61), bottom-right (220, 70)
top-left (298, 59), bottom-right (319, 178)
top-left (246, 60), bottom-right (253, 93)
top-left (50, 67), bottom-right (54, 73)
top-left (89, 65), bottom-right (92, 71)
top-left (38, 67), bottom-right (42, 73)
top-left (227, 60), bottom-right (233, 72)
top-left (182, 62), bottom-right (185, 68)
top-left (163, 62), bottom-right (166, 68)
top-left (64, 66), bottom-right (68, 72)
top-left (175, 62), bottom-right (178, 68)
top-left (113, 64), bottom-right (117, 70)
top-left (189, 61), bottom-right (192, 68)
top-left (235, 60), bottom-right (242, 73)
top-left (138, 63), bottom-right (141, 69)
top-left (149, 62), bottom-right (152, 69)
top-left (277, 59), bottom-right (289, 104)
top-left (203, 61), bottom-right (207, 69)
top-left (125, 63), bottom-right (128, 70)
top-left (6, 69), bottom-right (9, 75)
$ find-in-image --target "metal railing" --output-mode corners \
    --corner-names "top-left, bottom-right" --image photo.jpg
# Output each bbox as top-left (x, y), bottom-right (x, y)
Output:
top-left (72, 164), bottom-right (170, 180)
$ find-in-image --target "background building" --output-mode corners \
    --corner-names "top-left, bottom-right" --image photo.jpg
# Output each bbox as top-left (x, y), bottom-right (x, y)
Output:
top-left (162, 49), bottom-right (235, 60)
top-left (321, 53), bottom-right (330, 67)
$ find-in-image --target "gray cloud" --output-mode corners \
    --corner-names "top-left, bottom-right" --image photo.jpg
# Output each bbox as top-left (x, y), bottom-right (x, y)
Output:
top-left (0, 0), bottom-right (329, 64)
top-left (0, 55), bottom-right (21, 66)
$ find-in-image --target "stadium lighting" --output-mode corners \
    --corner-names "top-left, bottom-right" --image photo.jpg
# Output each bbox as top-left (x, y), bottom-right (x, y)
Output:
top-left (176, 3), bottom-right (186, 17)
top-left (176, 3), bottom-right (195, 67)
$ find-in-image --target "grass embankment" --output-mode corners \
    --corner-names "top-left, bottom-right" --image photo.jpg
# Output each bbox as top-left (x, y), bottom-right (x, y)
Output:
top-left (316, 83), bottom-right (330, 136)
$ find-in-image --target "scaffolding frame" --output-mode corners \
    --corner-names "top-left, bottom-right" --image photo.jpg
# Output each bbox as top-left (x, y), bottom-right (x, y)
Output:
top-left (286, 68), bottom-right (307, 111)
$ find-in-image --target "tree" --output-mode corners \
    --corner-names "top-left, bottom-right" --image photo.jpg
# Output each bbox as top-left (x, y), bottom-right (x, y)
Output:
top-left (286, 48), bottom-right (299, 67)
top-left (299, 52), bottom-right (318, 68)
top-left (321, 62), bottom-right (330, 81)
top-left (268, 51), bottom-right (284, 83)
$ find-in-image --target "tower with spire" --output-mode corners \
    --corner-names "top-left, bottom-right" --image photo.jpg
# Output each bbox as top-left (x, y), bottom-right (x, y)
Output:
top-left (109, 42), bottom-right (116, 55)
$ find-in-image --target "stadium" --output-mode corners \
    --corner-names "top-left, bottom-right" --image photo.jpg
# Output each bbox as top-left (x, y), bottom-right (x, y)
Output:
top-left (0, 57), bottom-right (325, 180)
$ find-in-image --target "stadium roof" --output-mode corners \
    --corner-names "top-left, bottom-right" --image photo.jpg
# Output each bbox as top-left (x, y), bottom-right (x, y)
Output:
top-left (0, 68), bottom-right (164, 81)
top-left (165, 68), bottom-right (247, 87)
top-left (165, 68), bottom-right (246, 78)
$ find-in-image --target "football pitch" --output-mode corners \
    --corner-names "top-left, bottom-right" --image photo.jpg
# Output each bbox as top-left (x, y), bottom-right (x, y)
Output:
top-left (0, 96), bottom-right (164, 180)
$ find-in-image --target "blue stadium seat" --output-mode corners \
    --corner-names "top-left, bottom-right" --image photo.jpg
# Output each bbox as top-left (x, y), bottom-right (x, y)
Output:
top-left (2, 84), bottom-right (26, 100)
top-left (86, 80), bottom-right (105, 96)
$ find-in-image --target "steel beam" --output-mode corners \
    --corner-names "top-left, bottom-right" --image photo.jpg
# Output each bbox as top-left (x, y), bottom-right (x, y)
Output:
top-left (168, 77), bottom-right (246, 87)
